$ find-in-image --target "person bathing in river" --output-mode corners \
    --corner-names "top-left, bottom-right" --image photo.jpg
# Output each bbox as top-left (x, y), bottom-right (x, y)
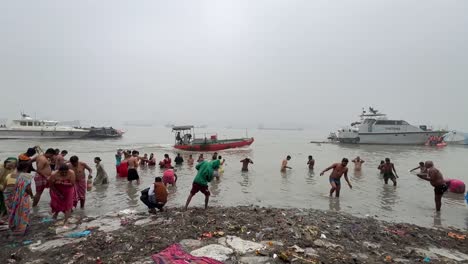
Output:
top-left (410, 162), bottom-right (426, 174)
top-left (197, 154), bottom-right (204, 163)
top-left (33, 148), bottom-right (57, 207)
top-left (49, 164), bottom-right (75, 225)
top-left (128, 151), bottom-right (140, 184)
top-left (240, 157), bottom-right (253, 172)
top-left (148, 153), bottom-right (156, 166)
top-left (352, 156), bottom-right (364, 170)
top-left (187, 154), bottom-right (194, 166)
top-left (115, 149), bottom-right (122, 176)
top-left (163, 168), bottom-right (177, 187)
top-left (320, 158), bottom-right (352, 198)
top-left (69, 156), bottom-right (93, 208)
top-left (417, 161), bottom-right (447, 211)
top-left (381, 158), bottom-right (398, 186)
top-left (174, 153), bottom-right (184, 165)
top-left (93, 157), bottom-right (109, 185)
top-left (281, 156), bottom-right (292, 172)
top-left (307, 155), bottom-right (315, 170)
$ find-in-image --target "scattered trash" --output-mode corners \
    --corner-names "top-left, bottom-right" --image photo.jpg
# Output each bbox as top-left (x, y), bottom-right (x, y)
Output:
top-left (385, 228), bottom-right (407, 237)
top-left (22, 240), bottom-right (33, 245)
top-left (40, 218), bottom-right (54, 223)
top-left (278, 251), bottom-right (290, 262)
top-left (118, 209), bottom-right (137, 215)
top-left (290, 245), bottom-right (305, 253)
top-left (96, 257), bottom-right (103, 264)
top-left (120, 218), bottom-right (130, 226)
top-left (448, 232), bottom-right (466, 240)
top-left (213, 231), bottom-right (225, 237)
top-left (385, 255), bottom-right (392, 262)
top-left (273, 254), bottom-right (278, 259)
top-left (201, 232), bottom-right (213, 239)
top-left (320, 234), bottom-right (327, 239)
top-left (65, 230), bottom-right (91, 238)
top-left (423, 257), bottom-right (431, 262)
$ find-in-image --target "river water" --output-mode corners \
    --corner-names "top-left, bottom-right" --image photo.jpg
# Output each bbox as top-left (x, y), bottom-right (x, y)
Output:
top-left (1, 127), bottom-right (467, 229)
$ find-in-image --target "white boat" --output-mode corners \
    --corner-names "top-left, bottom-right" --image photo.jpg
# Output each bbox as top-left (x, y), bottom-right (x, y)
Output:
top-left (336, 107), bottom-right (446, 145)
top-left (443, 131), bottom-right (468, 145)
top-left (0, 114), bottom-right (90, 139)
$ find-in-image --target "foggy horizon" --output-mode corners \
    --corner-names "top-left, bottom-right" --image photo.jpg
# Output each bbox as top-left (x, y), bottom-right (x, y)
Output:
top-left (1, 1), bottom-right (467, 132)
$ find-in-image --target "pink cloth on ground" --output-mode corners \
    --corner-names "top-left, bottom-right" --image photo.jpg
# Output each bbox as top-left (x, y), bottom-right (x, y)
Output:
top-left (152, 244), bottom-right (223, 264)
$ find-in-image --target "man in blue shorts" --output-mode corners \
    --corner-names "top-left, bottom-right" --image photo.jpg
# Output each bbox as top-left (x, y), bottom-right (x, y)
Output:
top-left (320, 158), bottom-right (352, 197)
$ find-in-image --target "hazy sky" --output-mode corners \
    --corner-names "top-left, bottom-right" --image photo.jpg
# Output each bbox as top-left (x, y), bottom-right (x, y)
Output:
top-left (1, 1), bottom-right (467, 130)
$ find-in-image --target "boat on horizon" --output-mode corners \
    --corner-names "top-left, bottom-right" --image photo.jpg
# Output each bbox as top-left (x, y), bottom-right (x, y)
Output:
top-left (0, 114), bottom-right (89, 139)
top-left (258, 124), bottom-right (303, 131)
top-left (171, 125), bottom-right (254, 151)
top-left (83, 127), bottom-right (125, 138)
top-left (336, 107), bottom-right (446, 145)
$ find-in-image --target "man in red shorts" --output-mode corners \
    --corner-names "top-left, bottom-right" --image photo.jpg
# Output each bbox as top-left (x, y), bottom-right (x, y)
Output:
top-left (184, 160), bottom-right (216, 210)
top-left (33, 148), bottom-right (57, 207)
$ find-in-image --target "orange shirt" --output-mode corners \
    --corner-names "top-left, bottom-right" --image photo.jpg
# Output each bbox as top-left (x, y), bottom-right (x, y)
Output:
top-left (154, 182), bottom-right (168, 203)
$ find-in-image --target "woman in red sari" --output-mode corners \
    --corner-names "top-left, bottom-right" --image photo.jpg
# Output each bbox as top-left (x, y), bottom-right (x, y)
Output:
top-left (49, 164), bottom-right (76, 225)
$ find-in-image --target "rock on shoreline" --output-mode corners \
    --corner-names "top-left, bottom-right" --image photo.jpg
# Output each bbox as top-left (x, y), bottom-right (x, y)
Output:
top-left (1, 206), bottom-right (467, 263)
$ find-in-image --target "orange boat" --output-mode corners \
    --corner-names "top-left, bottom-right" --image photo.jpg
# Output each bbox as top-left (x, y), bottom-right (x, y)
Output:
top-left (172, 126), bottom-right (254, 151)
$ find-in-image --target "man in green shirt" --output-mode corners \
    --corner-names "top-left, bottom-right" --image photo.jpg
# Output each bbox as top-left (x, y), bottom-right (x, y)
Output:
top-left (184, 160), bottom-right (217, 210)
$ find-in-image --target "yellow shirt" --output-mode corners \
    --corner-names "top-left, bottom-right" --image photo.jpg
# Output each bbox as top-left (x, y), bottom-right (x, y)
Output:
top-left (5, 173), bottom-right (17, 186)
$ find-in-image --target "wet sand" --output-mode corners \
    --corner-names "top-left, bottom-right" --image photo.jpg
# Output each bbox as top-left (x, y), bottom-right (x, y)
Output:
top-left (1, 206), bottom-right (467, 264)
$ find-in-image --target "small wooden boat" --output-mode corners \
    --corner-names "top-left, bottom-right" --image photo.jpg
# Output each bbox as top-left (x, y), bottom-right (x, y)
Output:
top-left (172, 126), bottom-right (254, 151)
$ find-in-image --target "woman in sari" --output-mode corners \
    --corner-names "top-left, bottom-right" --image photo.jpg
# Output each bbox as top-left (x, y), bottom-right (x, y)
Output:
top-left (49, 164), bottom-right (76, 225)
top-left (8, 161), bottom-right (33, 235)
top-left (0, 158), bottom-right (17, 220)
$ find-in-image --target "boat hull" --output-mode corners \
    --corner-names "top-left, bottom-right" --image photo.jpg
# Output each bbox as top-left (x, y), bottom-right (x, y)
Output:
top-left (0, 129), bottom-right (89, 139)
top-left (338, 131), bottom-right (445, 145)
top-left (174, 138), bottom-right (254, 151)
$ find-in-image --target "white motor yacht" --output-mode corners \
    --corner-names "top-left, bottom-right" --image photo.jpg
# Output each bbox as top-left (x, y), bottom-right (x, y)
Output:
top-left (0, 114), bottom-right (89, 139)
top-left (336, 107), bottom-right (446, 145)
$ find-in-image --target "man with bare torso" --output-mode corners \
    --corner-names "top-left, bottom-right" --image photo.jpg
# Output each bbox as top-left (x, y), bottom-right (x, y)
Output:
top-left (381, 158), bottom-right (398, 186)
top-left (127, 150), bottom-right (140, 184)
top-left (417, 161), bottom-right (447, 211)
top-left (352, 156), bottom-right (364, 171)
top-left (281, 156), bottom-right (292, 172)
top-left (69, 156), bottom-right (93, 208)
top-left (55, 150), bottom-right (68, 170)
top-left (320, 158), bottom-right (352, 197)
top-left (33, 148), bottom-right (57, 207)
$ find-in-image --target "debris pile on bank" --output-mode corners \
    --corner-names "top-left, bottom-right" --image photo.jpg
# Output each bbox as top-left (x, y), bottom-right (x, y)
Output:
top-left (1, 206), bottom-right (467, 263)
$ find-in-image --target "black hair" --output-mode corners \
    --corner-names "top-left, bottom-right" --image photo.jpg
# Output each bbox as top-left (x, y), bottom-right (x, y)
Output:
top-left (45, 148), bottom-right (56, 155)
top-left (380, 160), bottom-right (385, 164)
top-left (385, 158), bottom-right (390, 162)
top-left (155, 176), bottom-right (162, 182)
top-left (132, 150), bottom-right (138, 155)
top-left (419, 161), bottom-right (424, 165)
top-left (287, 155), bottom-right (291, 159)
top-left (26, 148), bottom-right (36, 157)
top-left (95, 157), bottom-right (102, 162)
top-left (164, 154), bottom-right (169, 158)
top-left (177, 153), bottom-right (181, 156)
top-left (61, 150), bottom-right (68, 155)
top-left (55, 149), bottom-right (60, 154)
top-left (342, 158), bottom-right (349, 163)
top-left (17, 161), bottom-right (30, 172)
top-left (218, 155), bottom-right (222, 159)
top-left (70, 155), bottom-right (79, 163)
top-left (308, 155), bottom-right (312, 159)
top-left (59, 164), bottom-right (69, 171)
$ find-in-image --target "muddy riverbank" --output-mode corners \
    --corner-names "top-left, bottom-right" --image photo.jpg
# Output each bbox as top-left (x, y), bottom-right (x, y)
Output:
top-left (1, 206), bottom-right (468, 263)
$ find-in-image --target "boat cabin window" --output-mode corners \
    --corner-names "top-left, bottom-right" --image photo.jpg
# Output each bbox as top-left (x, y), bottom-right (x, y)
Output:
top-left (20, 121), bottom-right (27, 126)
top-left (375, 120), bottom-right (398, 125)
top-left (28, 122), bottom-right (33, 126)
top-left (34, 122), bottom-right (40, 126)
